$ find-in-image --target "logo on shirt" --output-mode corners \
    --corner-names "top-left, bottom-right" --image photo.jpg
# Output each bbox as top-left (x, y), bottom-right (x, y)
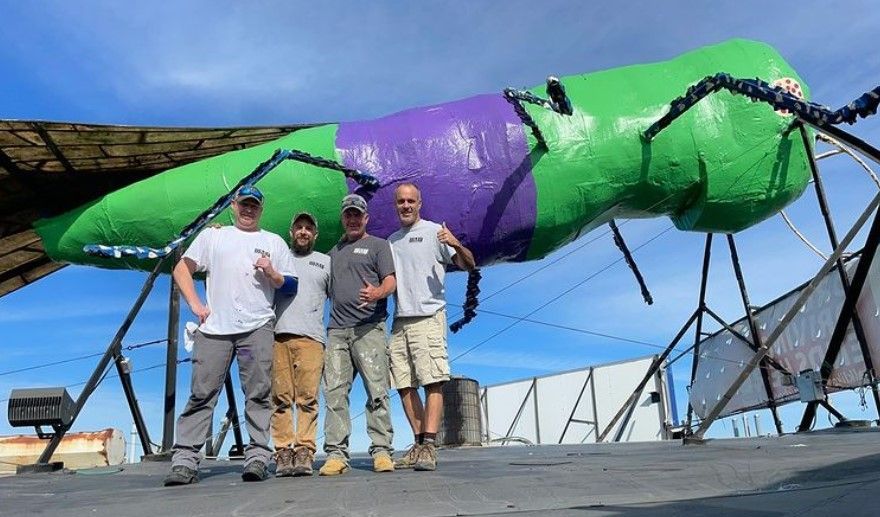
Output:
top-left (409, 237), bottom-right (424, 243)
top-left (254, 248), bottom-right (271, 257)
top-left (353, 248), bottom-right (369, 255)
top-left (309, 260), bottom-right (325, 269)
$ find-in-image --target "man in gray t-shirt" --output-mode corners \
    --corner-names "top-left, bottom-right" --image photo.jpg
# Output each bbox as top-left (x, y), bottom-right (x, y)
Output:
top-left (320, 193), bottom-right (397, 476)
top-left (271, 212), bottom-right (330, 477)
top-left (388, 182), bottom-right (475, 472)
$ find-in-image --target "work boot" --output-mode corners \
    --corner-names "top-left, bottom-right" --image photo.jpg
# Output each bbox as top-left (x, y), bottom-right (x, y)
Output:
top-left (275, 448), bottom-right (296, 478)
top-left (242, 460), bottom-right (269, 482)
top-left (163, 465), bottom-right (199, 486)
top-left (292, 448), bottom-right (314, 476)
top-left (414, 442), bottom-right (437, 471)
top-left (394, 444), bottom-right (421, 469)
top-left (318, 456), bottom-right (350, 476)
top-left (373, 452), bottom-right (395, 472)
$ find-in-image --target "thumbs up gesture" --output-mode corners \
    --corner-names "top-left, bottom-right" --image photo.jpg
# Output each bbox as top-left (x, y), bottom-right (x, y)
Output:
top-left (437, 221), bottom-right (461, 248)
top-left (358, 276), bottom-right (380, 309)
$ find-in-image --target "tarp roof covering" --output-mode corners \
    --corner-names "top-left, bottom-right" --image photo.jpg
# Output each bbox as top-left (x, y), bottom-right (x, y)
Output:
top-left (0, 120), bottom-right (309, 298)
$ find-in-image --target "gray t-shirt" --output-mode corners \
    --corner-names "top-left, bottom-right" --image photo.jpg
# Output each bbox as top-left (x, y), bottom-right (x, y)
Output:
top-left (328, 234), bottom-right (396, 329)
top-left (275, 251), bottom-right (331, 344)
top-left (389, 219), bottom-right (455, 317)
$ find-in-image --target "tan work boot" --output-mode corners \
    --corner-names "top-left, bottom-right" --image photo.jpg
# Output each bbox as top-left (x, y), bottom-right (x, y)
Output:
top-left (414, 442), bottom-right (437, 471)
top-left (393, 444), bottom-right (421, 469)
top-left (274, 448), bottom-right (295, 478)
top-left (373, 452), bottom-right (395, 472)
top-left (318, 456), bottom-right (349, 476)
top-left (292, 448), bottom-right (314, 476)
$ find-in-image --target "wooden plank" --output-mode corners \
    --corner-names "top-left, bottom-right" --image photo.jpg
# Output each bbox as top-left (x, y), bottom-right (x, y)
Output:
top-left (22, 260), bottom-right (65, 282)
top-left (0, 230), bottom-right (41, 257)
top-left (0, 260), bottom-right (65, 298)
top-left (0, 248), bottom-right (44, 276)
top-left (4, 145), bottom-right (57, 162)
top-left (0, 131), bottom-right (33, 146)
top-left (101, 140), bottom-right (198, 157)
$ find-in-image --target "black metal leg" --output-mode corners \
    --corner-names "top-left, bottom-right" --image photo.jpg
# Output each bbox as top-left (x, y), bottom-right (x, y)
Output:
top-left (692, 192), bottom-right (880, 440)
top-left (727, 234), bottom-right (784, 435)
top-left (161, 251), bottom-right (181, 452)
top-left (685, 234), bottom-right (713, 432)
top-left (598, 309), bottom-right (700, 442)
top-left (609, 219), bottom-right (653, 305)
top-left (797, 126), bottom-right (880, 431)
top-left (35, 258), bottom-right (168, 465)
top-left (224, 374), bottom-right (246, 457)
top-left (799, 194), bottom-right (880, 431)
top-left (113, 350), bottom-right (153, 456)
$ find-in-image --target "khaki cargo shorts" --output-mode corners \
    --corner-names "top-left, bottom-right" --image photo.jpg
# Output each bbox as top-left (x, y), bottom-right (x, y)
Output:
top-left (389, 309), bottom-right (450, 389)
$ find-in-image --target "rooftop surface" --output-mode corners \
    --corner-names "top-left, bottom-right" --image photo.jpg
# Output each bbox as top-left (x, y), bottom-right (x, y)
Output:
top-left (2, 429), bottom-right (879, 516)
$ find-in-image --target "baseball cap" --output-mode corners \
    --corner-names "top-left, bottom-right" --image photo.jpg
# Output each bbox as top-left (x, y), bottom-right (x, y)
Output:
top-left (235, 185), bottom-right (264, 205)
top-left (341, 193), bottom-right (367, 214)
top-left (291, 211), bottom-right (318, 231)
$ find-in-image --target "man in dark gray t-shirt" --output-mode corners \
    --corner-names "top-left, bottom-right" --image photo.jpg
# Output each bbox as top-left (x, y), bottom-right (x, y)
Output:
top-left (320, 193), bottom-right (397, 476)
top-left (327, 234), bottom-right (394, 328)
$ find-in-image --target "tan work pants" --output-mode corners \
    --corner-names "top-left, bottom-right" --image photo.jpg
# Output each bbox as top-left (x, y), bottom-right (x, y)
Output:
top-left (270, 334), bottom-right (324, 453)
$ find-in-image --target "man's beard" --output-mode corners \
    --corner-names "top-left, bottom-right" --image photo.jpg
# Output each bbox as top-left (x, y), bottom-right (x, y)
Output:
top-left (293, 241), bottom-right (314, 255)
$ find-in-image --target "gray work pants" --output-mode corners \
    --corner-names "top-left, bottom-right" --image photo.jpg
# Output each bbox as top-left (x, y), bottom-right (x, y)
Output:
top-left (171, 321), bottom-right (274, 469)
top-left (323, 321), bottom-right (394, 460)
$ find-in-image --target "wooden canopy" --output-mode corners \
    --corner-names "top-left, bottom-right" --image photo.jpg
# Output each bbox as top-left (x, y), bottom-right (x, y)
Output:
top-left (0, 120), bottom-right (310, 298)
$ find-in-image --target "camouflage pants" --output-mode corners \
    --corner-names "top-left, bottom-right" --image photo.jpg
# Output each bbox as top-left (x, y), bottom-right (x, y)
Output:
top-left (322, 321), bottom-right (394, 459)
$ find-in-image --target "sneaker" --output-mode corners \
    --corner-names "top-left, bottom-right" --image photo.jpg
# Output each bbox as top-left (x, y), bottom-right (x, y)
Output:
top-left (414, 442), bottom-right (437, 471)
top-left (373, 452), bottom-right (395, 472)
top-left (291, 448), bottom-right (314, 477)
top-left (275, 448), bottom-right (296, 478)
top-left (394, 444), bottom-right (421, 469)
top-left (163, 465), bottom-right (199, 486)
top-left (318, 456), bottom-right (350, 476)
top-left (242, 460), bottom-right (269, 482)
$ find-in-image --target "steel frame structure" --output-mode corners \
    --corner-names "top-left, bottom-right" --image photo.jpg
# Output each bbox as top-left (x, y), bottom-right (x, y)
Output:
top-left (602, 121), bottom-right (880, 443)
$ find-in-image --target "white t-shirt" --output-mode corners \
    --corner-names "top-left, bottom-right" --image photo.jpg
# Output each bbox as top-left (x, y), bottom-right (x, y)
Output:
top-left (389, 219), bottom-right (455, 317)
top-left (183, 226), bottom-right (296, 335)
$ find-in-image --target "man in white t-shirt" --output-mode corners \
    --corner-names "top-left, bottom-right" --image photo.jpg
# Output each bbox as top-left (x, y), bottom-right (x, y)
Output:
top-left (387, 183), bottom-right (475, 471)
top-left (164, 185), bottom-right (297, 486)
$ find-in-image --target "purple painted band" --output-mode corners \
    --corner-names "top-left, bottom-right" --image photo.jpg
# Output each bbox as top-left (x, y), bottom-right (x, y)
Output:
top-left (335, 94), bottom-right (537, 264)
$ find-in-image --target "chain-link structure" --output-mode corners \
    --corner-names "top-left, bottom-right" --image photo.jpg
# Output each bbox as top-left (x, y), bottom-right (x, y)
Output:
top-left (83, 149), bottom-right (380, 260)
top-left (645, 73), bottom-right (880, 141)
top-left (502, 77), bottom-right (574, 150)
top-left (449, 268), bottom-right (482, 333)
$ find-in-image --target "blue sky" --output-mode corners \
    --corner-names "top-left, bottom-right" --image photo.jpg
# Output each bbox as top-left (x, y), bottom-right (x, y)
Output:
top-left (2, 1), bottom-right (880, 455)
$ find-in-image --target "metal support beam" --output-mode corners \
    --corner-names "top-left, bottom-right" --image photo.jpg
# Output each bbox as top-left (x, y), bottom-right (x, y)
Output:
top-left (801, 198), bottom-right (880, 430)
top-left (598, 310), bottom-right (699, 442)
top-left (819, 400), bottom-right (848, 423)
top-left (533, 377), bottom-right (541, 444)
top-left (797, 126), bottom-right (880, 430)
top-left (224, 374), bottom-right (246, 457)
top-left (161, 249), bottom-right (181, 452)
top-left (806, 122), bottom-right (880, 167)
top-left (113, 349), bottom-right (153, 457)
top-left (558, 368), bottom-right (594, 443)
top-left (727, 234), bottom-right (784, 435)
top-left (691, 191), bottom-right (880, 441)
top-left (685, 234), bottom-right (712, 432)
top-left (501, 379), bottom-right (536, 445)
top-left (34, 258), bottom-right (168, 466)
